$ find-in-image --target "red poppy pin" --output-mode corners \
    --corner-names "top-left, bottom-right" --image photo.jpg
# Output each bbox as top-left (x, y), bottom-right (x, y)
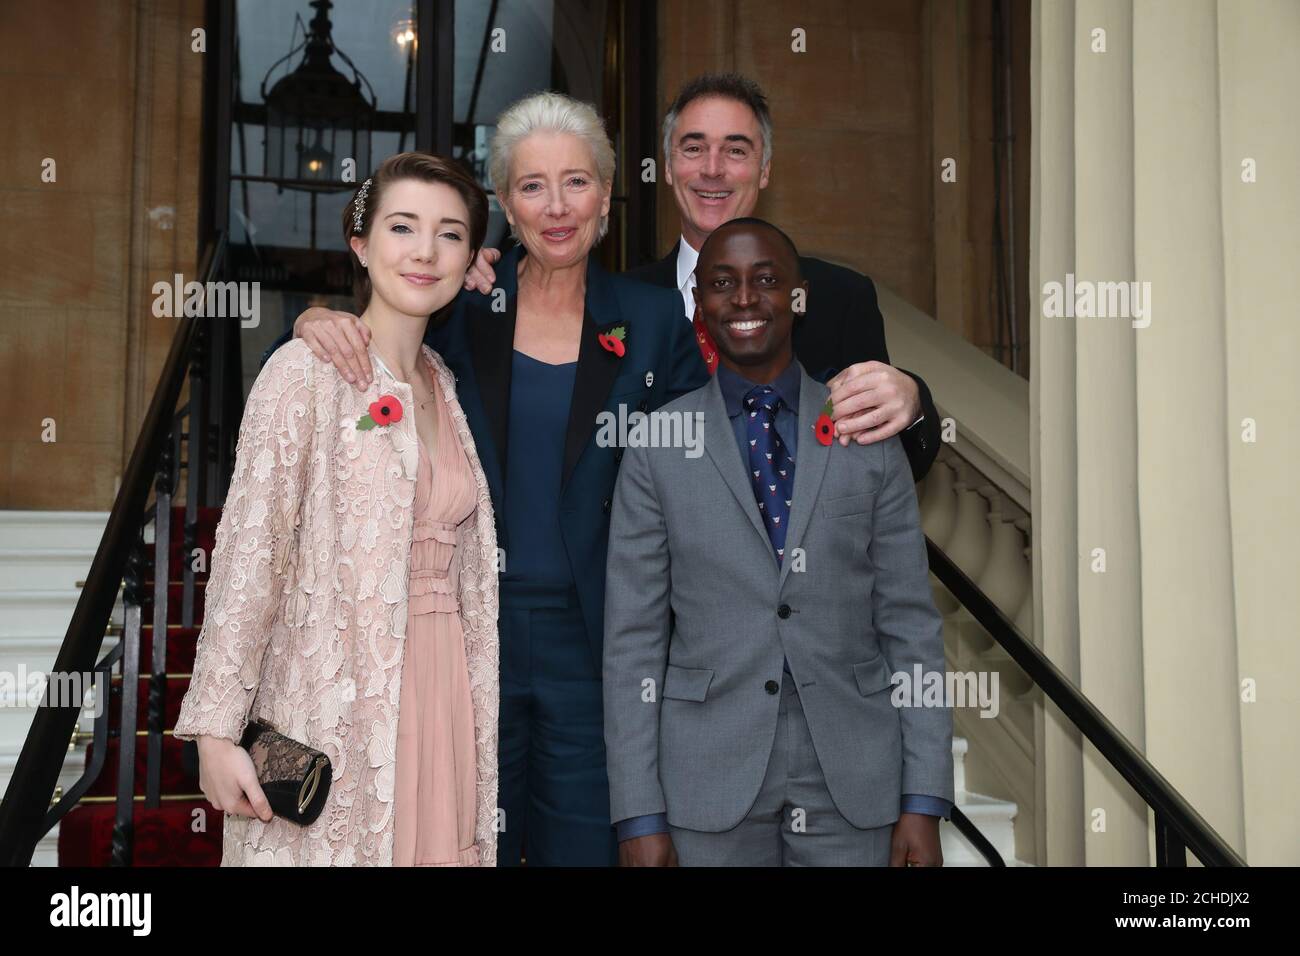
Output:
top-left (357, 394), bottom-right (404, 430)
top-left (598, 324), bottom-right (627, 358)
top-left (814, 397), bottom-right (834, 446)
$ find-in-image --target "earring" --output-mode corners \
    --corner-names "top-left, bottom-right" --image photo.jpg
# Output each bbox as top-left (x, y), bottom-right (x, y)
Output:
top-left (360, 258), bottom-right (367, 267)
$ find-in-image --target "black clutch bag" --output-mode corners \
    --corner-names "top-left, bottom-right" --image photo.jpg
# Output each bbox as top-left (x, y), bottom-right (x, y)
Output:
top-left (238, 720), bottom-right (332, 826)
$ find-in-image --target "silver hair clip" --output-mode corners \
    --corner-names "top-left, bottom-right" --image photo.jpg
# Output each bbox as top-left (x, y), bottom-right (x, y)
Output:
top-left (352, 177), bottom-right (373, 234)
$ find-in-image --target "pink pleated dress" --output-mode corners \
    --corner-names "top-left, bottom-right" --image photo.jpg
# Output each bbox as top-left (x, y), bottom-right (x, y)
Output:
top-left (392, 371), bottom-right (481, 866)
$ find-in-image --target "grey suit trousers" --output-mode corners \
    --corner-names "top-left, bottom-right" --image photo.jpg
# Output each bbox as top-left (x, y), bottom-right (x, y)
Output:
top-left (669, 672), bottom-right (895, 867)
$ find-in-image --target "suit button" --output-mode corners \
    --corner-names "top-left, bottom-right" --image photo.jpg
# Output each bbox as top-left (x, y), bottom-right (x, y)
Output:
top-left (764, 680), bottom-right (779, 694)
top-left (637, 399), bottom-right (648, 412)
top-left (614, 449), bottom-right (624, 464)
top-left (602, 498), bottom-right (612, 514)
top-left (777, 604), bottom-right (792, 619)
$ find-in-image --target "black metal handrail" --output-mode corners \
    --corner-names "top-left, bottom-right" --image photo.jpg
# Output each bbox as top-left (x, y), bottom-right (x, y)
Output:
top-left (927, 538), bottom-right (1245, 867)
top-left (949, 806), bottom-right (1006, 867)
top-left (0, 233), bottom-right (230, 866)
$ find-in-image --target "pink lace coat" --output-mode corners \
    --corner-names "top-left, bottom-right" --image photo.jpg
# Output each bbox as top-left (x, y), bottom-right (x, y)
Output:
top-left (173, 338), bottom-right (499, 866)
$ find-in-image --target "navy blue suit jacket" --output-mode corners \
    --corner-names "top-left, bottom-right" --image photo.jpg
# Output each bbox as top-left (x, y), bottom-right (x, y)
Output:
top-left (431, 245), bottom-right (708, 662)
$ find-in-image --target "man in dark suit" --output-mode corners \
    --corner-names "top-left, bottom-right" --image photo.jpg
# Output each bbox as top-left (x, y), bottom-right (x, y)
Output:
top-left (626, 72), bottom-right (941, 481)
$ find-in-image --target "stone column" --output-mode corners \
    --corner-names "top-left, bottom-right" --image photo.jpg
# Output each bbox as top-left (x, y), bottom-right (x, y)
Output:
top-left (1030, 0), bottom-right (1298, 865)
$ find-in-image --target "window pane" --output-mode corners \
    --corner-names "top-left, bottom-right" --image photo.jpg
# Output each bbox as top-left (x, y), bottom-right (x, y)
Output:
top-left (230, 0), bottom-right (418, 257)
top-left (452, 1), bottom-right (619, 263)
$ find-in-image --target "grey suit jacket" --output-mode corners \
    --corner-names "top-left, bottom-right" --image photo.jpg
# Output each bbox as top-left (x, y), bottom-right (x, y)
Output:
top-left (602, 363), bottom-right (953, 832)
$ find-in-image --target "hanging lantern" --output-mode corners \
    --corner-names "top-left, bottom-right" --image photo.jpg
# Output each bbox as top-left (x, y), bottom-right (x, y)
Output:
top-left (261, 0), bottom-right (377, 191)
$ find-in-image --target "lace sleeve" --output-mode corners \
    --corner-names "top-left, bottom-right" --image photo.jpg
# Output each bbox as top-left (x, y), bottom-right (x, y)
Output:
top-left (173, 344), bottom-right (315, 744)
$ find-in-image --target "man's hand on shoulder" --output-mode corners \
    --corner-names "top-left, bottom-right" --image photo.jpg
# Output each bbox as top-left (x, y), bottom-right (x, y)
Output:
top-left (294, 306), bottom-right (372, 390)
top-left (618, 832), bottom-right (679, 867)
top-left (827, 361), bottom-right (922, 447)
top-left (889, 812), bottom-right (943, 867)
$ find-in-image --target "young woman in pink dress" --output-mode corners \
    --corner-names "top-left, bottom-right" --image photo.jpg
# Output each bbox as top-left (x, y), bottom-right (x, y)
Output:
top-left (174, 153), bottom-right (500, 866)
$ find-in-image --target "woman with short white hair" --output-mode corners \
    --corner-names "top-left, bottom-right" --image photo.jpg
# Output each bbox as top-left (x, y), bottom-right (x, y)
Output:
top-left (489, 90), bottom-right (618, 245)
top-left (277, 91), bottom-right (710, 865)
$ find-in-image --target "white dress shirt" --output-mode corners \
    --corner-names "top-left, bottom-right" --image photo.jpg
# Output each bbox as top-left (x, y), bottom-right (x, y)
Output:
top-left (675, 234), bottom-right (699, 322)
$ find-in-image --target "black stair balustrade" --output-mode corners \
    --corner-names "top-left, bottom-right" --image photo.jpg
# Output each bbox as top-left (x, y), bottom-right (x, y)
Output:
top-left (0, 234), bottom-right (232, 867)
top-left (926, 538), bottom-right (1245, 868)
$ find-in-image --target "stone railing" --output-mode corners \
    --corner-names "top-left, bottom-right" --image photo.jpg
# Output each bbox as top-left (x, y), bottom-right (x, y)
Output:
top-left (877, 283), bottom-right (1039, 863)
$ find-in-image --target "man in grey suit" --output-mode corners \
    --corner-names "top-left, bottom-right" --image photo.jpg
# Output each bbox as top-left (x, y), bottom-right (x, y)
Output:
top-left (603, 218), bottom-right (953, 866)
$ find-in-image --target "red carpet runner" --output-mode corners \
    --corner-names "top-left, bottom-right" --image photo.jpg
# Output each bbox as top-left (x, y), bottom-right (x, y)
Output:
top-left (57, 506), bottom-right (225, 866)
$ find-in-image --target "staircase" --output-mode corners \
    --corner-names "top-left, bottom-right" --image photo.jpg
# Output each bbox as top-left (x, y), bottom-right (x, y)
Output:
top-left (0, 512), bottom-right (108, 866)
top-left (0, 508), bottom-right (230, 866)
top-left (54, 504), bottom-right (225, 866)
top-left (941, 737), bottom-right (1024, 865)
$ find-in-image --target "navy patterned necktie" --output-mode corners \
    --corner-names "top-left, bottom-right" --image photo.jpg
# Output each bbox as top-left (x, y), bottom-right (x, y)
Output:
top-left (744, 385), bottom-right (796, 564)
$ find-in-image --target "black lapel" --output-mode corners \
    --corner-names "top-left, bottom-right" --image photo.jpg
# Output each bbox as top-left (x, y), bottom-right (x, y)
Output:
top-left (628, 243), bottom-right (679, 290)
top-left (653, 243), bottom-right (680, 289)
top-left (561, 260), bottom-right (625, 489)
top-left (467, 294), bottom-right (517, 482)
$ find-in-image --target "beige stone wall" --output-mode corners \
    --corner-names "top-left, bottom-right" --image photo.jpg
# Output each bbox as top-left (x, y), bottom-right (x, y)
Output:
top-left (0, 0), bottom-right (204, 510)
top-left (655, 0), bottom-right (1032, 366)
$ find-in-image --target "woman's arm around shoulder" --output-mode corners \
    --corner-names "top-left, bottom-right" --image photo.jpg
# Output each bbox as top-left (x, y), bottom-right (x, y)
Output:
top-left (173, 338), bottom-right (318, 744)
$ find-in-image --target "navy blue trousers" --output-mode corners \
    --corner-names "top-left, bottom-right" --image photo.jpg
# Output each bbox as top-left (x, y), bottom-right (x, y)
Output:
top-left (496, 593), bottom-right (619, 867)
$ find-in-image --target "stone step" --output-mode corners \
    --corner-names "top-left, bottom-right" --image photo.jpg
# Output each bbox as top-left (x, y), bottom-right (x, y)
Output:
top-left (0, 511), bottom-right (108, 552)
top-left (943, 790), bottom-right (1022, 865)
top-left (947, 734), bottom-right (1025, 865)
top-left (0, 548), bottom-right (100, 592)
top-left (0, 590), bottom-right (87, 638)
